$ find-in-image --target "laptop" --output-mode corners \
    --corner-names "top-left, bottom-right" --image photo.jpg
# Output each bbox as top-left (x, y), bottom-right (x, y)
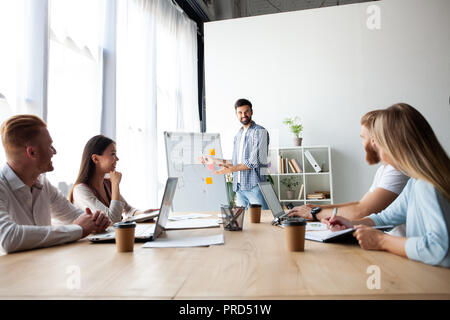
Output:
top-left (258, 181), bottom-right (394, 241)
top-left (88, 177), bottom-right (178, 242)
top-left (258, 181), bottom-right (290, 226)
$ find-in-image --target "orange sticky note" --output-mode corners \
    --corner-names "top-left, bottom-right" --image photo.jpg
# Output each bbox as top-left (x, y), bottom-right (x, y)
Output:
top-left (205, 177), bottom-right (213, 185)
top-left (209, 149), bottom-right (215, 156)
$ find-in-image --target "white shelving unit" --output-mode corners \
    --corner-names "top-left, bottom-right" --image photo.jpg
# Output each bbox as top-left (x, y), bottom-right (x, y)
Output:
top-left (267, 145), bottom-right (334, 205)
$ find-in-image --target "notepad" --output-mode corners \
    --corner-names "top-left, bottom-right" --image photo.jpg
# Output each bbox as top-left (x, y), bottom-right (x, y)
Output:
top-left (305, 225), bottom-right (394, 243)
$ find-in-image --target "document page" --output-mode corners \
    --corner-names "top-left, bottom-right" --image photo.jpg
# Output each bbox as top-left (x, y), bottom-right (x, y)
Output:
top-left (165, 219), bottom-right (220, 230)
top-left (168, 213), bottom-right (212, 221)
top-left (143, 234), bottom-right (224, 248)
top-left (305, 225), bottom-right (394, 242)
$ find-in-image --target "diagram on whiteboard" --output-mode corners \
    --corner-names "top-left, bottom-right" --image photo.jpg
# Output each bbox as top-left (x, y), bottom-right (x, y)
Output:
top-left (164, 132), bottom-right (228, 212)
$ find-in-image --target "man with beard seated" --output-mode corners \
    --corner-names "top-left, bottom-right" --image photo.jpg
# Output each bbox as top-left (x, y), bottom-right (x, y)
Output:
top-left (288, 109), bottom-right (409, 236)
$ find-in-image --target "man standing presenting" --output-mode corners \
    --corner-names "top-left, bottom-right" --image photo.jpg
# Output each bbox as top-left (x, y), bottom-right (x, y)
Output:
top-left (0, 114), bottom-right (110, 253)
top-left (201, 99), bottom-right (269, 209)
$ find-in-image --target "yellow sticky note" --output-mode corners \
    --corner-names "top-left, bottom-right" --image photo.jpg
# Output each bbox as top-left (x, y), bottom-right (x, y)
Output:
top-left (209, 149), bottom-right (215, 156)
top-left (205, 177), bottom-right (213, 185)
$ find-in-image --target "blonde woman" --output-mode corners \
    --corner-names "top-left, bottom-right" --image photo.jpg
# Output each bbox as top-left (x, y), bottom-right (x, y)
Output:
top-left (324, 103), bottom-right (450, 267)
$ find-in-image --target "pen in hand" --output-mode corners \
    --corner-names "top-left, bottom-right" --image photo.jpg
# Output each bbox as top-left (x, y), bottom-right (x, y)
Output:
top-left (330, 208), bottom-right (338, 225)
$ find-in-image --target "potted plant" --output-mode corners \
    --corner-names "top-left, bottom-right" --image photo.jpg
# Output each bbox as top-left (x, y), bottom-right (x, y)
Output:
top-left (283, 117), bottom-right (303, 146)
top-left (225, 172), bottom-right (236, 207)
top-left (281, 176), bottom-right (300, 200)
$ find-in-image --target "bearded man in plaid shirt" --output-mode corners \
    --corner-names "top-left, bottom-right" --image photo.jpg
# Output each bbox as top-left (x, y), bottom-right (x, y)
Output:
top-left (200, 98), bottom-right (269, 209)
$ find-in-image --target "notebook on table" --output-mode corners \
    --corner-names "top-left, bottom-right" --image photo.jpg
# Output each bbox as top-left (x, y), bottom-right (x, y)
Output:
top-left (306, 225), bottom-right (394, 243)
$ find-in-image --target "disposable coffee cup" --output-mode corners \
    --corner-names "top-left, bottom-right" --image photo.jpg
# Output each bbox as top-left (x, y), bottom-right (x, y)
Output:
top-left (113, 221), bottom-right (136, 252)
top-left (281, 218), bottom-right (306, 252)
top-left (249, 204), bottom-right (262, 223)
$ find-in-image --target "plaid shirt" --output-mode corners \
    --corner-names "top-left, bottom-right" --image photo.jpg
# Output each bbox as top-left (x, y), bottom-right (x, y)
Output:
top-left (232, 121), bottom-right (270, 192)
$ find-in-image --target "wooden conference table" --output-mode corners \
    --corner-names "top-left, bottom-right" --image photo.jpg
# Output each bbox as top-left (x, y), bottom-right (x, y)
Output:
top-left (0, 210), bottom-right (449, 300)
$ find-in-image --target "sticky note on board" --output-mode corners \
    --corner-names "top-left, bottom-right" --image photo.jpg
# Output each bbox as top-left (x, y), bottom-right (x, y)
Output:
top-left (205, 177), bottom-right (213, 185)
top-left (207, 164), bottom-right (215, 171)
top-left (209, 149), bottom-right (215, 156)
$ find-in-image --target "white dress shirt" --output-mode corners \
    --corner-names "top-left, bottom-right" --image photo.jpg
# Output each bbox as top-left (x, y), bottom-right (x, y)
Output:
top-left (0, 164), bottom-right (83, 254)
top-left (72, 183), bottom-right (138, 223)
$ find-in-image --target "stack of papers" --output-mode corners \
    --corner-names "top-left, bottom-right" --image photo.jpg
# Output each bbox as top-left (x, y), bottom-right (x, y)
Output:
top-left (168, 213), bottom-right (212, 221)
top-left (166, 219), bottom-right (219, 230)
top-left (279, 222), bottom-right (328, 231)
top-left (143, 234), bottom-right (224, 248)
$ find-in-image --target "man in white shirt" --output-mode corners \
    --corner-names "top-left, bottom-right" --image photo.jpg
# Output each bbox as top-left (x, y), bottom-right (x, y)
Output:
top-left (288, 110), bottom-right (409, 225)
top-left (0, 114), bottom-right (110, 254)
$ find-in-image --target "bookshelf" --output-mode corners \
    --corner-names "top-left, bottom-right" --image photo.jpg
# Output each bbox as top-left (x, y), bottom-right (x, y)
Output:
top-left (267, 145), bottom-right (334, 206)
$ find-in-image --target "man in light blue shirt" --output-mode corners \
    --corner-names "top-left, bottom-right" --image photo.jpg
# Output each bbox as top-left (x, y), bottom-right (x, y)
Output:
top-left (200, 99), bottom-right (269, 209)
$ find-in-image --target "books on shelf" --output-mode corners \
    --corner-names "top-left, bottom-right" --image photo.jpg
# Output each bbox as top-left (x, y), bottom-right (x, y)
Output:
top-left (277, 156), bottom-right (303, 174)
top-left (298, 184), bottom-right (304, 200)
top-left (305, 150), bottom-right (322, 173)
top-left (288, 160), bottom-right (296, 173)
top-left (291, 159), bottom-right (303, 173)
top-left (306, 191), bottom-right (330, 200)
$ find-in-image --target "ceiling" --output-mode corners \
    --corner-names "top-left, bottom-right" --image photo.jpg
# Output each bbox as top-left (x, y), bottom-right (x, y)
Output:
top-left (197, 0), bottom-right (379, 21)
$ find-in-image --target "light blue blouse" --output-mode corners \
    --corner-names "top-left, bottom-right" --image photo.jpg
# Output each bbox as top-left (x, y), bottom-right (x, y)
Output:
top-left (368, 178), bottom-right (450, 267)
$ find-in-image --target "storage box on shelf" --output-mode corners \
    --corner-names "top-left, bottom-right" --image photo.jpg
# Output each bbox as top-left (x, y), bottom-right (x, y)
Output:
top-left (267, 146), bottom-right (333, 206)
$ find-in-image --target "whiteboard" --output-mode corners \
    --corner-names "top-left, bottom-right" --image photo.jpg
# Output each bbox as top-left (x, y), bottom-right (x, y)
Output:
top-left (164, 132), bottom-right (229, 212)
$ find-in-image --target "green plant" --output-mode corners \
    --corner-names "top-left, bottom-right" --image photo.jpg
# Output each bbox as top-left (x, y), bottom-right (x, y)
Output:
top-left (283, 117), bottom-right (303, 138)
top-left (225, 173), bottom-right (236, 206)
top-left (280, 176), bottom-right (300, 191)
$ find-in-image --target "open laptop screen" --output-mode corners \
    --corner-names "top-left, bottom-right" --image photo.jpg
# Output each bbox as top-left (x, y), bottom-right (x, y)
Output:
top-left (258, 182), bottom-right (285, 218)
top-left (154, 177), bottom-right (178, 239)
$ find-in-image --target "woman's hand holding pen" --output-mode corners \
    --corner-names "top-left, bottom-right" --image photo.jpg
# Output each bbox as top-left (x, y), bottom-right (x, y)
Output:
top-left (322, 214), bottom-right (354, 232)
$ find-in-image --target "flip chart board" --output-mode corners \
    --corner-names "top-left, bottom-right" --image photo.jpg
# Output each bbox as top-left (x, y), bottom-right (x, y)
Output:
top-left (164, 132), bottom-right (229, 212)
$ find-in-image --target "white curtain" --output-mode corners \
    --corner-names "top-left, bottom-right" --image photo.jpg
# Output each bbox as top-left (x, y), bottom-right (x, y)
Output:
top-left (116, 0), bottom-right (199, 209)
top-left (46, 0), bottom-right (105, 194)
top-left (0, 0), bottom-right (47, 164)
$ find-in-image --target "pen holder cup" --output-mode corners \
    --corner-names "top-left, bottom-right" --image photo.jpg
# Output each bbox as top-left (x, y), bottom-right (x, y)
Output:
top-left (220, 205), bottom-right (245, 231)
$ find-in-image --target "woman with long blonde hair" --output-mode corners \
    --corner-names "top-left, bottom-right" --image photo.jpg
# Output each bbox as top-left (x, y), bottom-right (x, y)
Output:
top-left (324, 103), bottom-right (450, 267)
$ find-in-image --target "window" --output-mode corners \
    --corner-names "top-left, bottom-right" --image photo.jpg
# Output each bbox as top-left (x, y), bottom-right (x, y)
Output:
top-left (116, 0), bottom-right (199, 209)
top-left (46, 0), bottom-right (106, 194)
top-left (0, 0), bottom-right (26, 164)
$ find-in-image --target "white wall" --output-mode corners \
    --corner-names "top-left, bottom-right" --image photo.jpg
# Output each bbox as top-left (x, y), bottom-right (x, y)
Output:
top-left (204, 0), bottom-right (450, 203)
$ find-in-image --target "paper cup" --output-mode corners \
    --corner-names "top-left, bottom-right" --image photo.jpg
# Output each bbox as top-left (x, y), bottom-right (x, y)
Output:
top-left (113, 221), bottom-right (136, 252)
top-left (282, 218), bottom-right (306, 252)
